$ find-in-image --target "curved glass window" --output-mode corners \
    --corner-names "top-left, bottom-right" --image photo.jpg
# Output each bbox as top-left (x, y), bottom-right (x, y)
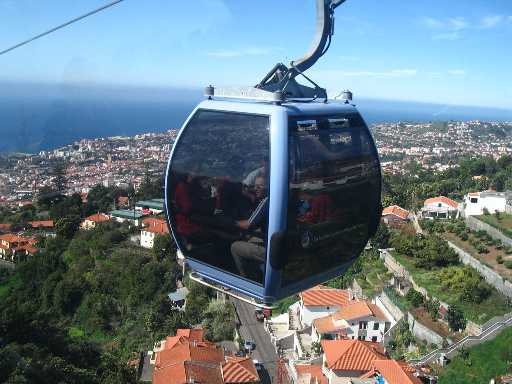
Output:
top-left (167, 110), bottom-right (270, 285)
top-left (283, 113), bottom-right (381, 286)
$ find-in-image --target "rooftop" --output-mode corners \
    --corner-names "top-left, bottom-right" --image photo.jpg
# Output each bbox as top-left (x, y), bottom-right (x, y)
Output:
top-left (333, 301), bottom-right (388, 322)
top-left (300, 285), bottom-right (352, 307)
top-left (322, 339), bottom-right (387, 371)
top-left (110, 209), bottom-right (145, 219)
top-left (360, 359), bottom-right (421, 384)
top-left (382, 205), bottom-right (410, 220)
top-left (423, 196), bottom-right (458, 209)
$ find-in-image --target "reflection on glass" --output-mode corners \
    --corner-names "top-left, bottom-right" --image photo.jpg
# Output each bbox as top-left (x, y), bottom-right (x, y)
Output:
top-left (167, 110), bottom-right (270, 285)
top-left (283, 113), bottom-right (381, 286)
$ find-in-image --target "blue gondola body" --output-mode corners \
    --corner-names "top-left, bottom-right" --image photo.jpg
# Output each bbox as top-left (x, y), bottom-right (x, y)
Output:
top-left (164, 99), bottom-right (381, 305)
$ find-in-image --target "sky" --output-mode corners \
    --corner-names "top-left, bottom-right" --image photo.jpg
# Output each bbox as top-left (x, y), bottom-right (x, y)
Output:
top-left (0, 0), bottom-right (511, 109)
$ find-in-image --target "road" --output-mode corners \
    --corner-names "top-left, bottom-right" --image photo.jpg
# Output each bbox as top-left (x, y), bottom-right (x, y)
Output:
top-left (232, 298), bottom-right (278, 384)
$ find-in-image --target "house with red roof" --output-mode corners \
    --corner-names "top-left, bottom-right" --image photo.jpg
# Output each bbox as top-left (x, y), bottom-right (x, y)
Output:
top-left (312, 300), bottom-right (392, 344)
top-left (140, 218), bottom-right (169, 249)
top-left (292, 363), bottom-right (328, 384)
top-left (381, 206), bottom-right (411, 227)
top-left (28, 220), bottom-right (54, 229)
top-left (359, 359), bottom-right (421, 384)
top-left (299, 285), bottom-right (355, 328)
top-left (0, 233), bottom-right (38, 262)
top-left (149, 328), bottom-right (260, 384)
top-left (321, 339), bottom-right (388, 383)
top-left (421, 196), bottom-right (459, 219)
top-left (80, 213), bottom-right (110, 230)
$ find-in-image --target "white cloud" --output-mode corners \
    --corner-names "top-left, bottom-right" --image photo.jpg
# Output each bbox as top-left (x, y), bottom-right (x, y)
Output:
top-left (421, 16), bottom-right (468, 31)
top-left (421, 17), bottom-right (444, 29)
top-left (481, 15), bottom-right (503, 28)
top-left (206, 47), bottom-right (276, 58)
top-left (447, 17), bottom-right (469, 31)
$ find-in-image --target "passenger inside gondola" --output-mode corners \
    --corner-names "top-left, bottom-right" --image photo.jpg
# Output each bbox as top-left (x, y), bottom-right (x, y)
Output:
top-left (167, 110), bottom-right (271, 284)
top-left (231, 175), bottom-right (269, 281)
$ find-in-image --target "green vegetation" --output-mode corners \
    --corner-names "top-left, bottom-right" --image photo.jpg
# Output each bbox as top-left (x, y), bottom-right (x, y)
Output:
top-left (390, 230), bottom-right (511, 323)
top-left (0, 184), bottom-right (232, 383)
top-left (478, 212), bottom-right (512, 238)
top-left (438, 327), bottom-right (512, 384)
top-left (383, 155), bottom-right (512, 210)
top-left (422, 218), bottom-right (512, 282)
top-left (387, 318), bottom-right (415, 360)
top-left (327, 248), bottom-right (392, 297)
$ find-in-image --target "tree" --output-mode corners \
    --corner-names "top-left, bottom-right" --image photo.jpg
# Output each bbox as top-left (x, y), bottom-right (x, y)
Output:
top-left (153, 235), bottom-right (177, 262)
top-left (447, 305), bottom-right (467, 332)
top-left (405, 288), bottom-right (424, 308)
top-left (55, 216), bottom-right (80, 239)
top-left (311, 341), bottom-right (323, 355)
top-left (202, 300), bottom-right (236, 342)
top-left (371, 223), bottom-right (390, 249)
top-left (425, 298), bottom-right (440, 320)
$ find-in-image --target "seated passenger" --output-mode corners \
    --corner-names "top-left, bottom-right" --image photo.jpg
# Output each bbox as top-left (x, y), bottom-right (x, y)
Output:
top-left (231, 176), bottom-right (268, 278)
top-left (174, 171), bottom-right (213, 247)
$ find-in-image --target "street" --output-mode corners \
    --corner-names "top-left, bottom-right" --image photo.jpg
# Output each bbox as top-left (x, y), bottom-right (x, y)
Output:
top-left (231, 298), bottom-right (278, 384)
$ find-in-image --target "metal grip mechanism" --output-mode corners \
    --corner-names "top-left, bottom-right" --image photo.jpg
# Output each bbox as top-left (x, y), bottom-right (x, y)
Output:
top-left (255, 0), bottom-right (346, 101)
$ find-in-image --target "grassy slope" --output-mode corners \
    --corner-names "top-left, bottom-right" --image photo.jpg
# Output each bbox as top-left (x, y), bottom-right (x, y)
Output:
top-left (392, 252), bottom-right (510, 323)
top-left (478, 213), bottom-right (512, 237)
top-left (438, 326), bottom-right (512, 384)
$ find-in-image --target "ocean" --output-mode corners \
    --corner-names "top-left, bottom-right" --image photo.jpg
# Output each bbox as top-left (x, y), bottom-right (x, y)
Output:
top-left (1, 82), bottom-right (511, 154)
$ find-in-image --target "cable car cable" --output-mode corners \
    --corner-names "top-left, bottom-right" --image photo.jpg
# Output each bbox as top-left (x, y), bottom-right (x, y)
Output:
top-left (0, 0), bottom-right (125, 57)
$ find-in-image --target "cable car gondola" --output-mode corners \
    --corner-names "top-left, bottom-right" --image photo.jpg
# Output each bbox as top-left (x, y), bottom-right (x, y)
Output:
top-left (164, 0), bottom-right (381, 306)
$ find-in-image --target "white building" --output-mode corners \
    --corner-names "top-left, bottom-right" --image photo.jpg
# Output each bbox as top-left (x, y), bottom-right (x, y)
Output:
top-left (421, 196), bottom-right (459, 219)
top-left (311, 300), bottom-right (392, 344)
top-left (298, 285), bottom-right (354, 328)
top-left (463, 191), bottom-right (511, 216)
top-left (80, 213), bottom-right (110, 230)
top-left (140, 218), bottom-right (169, 249)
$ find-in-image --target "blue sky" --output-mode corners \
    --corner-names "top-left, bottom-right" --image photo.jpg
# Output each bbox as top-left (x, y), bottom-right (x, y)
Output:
top-left (0, 0), bottom-right (511, 108)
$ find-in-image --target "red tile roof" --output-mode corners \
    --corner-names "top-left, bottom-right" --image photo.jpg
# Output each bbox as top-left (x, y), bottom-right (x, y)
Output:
top-left (28, 220), bottom-right (54, 228)
top-left (222, 356), bottom-right (259, 383)
top-left (382, 205), bottom-right (410, 220)
top-left (0, 234), bottom-right (28, 244)
top-left (300, 285), bottom-right (351, 307)
top-left (360, 360), bottom-right (421, 384)
top-left (313, 315), bottom-right (349, 335)
top-left (294, 364), bottom-right (328, 384)
top-left (0, 224), bottom-right (12, 231)
top-left (322, 340), bottom-right (387, 371)
top-left (423, 196), bottom-right (458, 209)
top-left (153, 328), bottom-right (259, 384)
top-left (84, 213), bottom-right (110, 223)
top-left (177, 328), bottom-right (205, 342)
top-left (142, 218), bottom-right (169, 234)
top-left (153, 361), bottom-right (224, 384)
top-left (332, 301), bottom-right (388, 322)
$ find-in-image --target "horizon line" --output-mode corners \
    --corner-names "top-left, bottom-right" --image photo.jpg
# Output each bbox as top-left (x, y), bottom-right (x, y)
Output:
top-left (1, 79), bottom-right (512, 112)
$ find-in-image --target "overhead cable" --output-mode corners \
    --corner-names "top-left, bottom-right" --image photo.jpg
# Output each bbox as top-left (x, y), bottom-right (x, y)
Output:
top-left (0, 0), bottom-right (125, 56)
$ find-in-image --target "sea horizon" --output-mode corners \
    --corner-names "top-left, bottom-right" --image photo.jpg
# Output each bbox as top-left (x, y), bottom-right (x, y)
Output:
top-left (1, 81), bottom-right (512, 154)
